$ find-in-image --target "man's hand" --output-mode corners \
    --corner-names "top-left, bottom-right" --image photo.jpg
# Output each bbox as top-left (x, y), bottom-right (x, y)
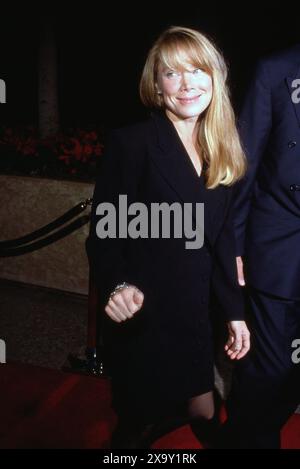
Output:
top-left (225, 320), bottom-right (250, 360)
top-left (105, 285), bottom-right (144, 323)
top-left (236, 256), bottom-right (246, 286)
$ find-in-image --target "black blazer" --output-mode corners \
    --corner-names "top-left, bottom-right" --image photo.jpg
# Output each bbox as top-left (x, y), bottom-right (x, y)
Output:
top-left (86, 111), bottom-right (244, 323)
top-left (235, 45), bottom-right (300, 299)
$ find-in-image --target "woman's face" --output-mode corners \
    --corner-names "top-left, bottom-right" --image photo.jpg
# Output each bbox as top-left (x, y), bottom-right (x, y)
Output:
top-left (156, 61), bottom-right (213, 121)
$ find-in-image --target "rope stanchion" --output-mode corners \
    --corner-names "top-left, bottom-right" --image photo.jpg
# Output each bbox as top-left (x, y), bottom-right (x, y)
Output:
top-left (0, 215), bottom-right (90, 257)
top-left (0, 198), bottom-right (92, 250)
top-left (0, 196), bottom-right (107, 377)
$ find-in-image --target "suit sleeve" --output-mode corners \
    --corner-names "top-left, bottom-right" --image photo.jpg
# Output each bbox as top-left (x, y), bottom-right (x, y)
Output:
top-left (86, 130), bottom-right (138, 305)
top-left (211, 189), bottom-right (245, 321)
top-left (235, 59), bottom-right (273, 256)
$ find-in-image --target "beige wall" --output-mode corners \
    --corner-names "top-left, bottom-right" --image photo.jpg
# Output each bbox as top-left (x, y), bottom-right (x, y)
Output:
top-left (0, 175), bottom-right (94, 295)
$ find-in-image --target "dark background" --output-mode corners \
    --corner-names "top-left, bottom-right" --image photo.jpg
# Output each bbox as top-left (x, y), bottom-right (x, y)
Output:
top-left (1, 3), bottom-right (300, 129)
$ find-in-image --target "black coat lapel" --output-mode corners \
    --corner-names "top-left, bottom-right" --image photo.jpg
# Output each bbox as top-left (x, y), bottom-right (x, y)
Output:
top-left (148, 111), bottom-right (220, 248)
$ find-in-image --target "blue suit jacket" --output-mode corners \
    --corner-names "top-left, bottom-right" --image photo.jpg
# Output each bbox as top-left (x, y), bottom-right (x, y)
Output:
top-left (235, 45), bottom-right (300, 299)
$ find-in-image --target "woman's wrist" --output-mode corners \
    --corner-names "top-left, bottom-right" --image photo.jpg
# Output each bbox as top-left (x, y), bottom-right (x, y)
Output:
top-left (109, 282), bottom-right (130, 300)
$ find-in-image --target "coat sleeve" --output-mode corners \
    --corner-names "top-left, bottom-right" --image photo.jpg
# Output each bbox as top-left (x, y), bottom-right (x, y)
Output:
top-left (211, 189), bottom-right (245, 322)
top-left (86, 130), bottom-right (139, 305)
top-left (235, 59), bottom-right (273, 256)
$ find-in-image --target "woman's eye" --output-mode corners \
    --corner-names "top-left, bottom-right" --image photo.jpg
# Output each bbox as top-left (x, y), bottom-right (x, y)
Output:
top-left (166, 71), bottom-right (179, 78)
top-left (193, 68), bottom-right (203, 74)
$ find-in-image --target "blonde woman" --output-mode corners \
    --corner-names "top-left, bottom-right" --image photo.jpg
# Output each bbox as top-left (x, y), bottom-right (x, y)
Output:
top-left (87, 26), bottom-right (250, 448)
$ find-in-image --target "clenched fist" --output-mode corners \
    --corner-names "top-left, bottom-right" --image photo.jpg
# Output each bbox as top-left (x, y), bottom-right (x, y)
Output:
top-left (104, 284), bottom-right (144, 323)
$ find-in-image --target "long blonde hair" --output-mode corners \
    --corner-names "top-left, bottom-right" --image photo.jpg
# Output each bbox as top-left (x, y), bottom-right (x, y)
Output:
top-left (139, 26), bottom-right (246, 188)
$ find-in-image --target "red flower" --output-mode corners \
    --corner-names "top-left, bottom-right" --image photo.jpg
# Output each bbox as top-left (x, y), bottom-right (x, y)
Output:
top-left (0, 125), bottom-right (105, 179)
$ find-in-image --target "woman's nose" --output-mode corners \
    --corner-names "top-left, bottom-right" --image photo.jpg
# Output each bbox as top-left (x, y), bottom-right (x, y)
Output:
top-left (181, 72), bottom-right (194, 90)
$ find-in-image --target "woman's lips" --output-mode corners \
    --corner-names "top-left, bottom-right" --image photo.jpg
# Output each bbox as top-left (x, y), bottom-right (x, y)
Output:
top-left (177, 95), bottom-right (201, 104)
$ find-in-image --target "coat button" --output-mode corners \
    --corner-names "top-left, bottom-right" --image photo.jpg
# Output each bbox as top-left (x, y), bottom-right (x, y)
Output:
top-left (290, 184), bottom-right (300, 191)
top-left (288, 141), bottom-right (297, 148)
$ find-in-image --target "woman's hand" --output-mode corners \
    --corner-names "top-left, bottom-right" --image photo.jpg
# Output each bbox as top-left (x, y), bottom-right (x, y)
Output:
top-left (225, 320), bottom-right (250, 360)
top-left (104, 285), bottom-right (144, 323)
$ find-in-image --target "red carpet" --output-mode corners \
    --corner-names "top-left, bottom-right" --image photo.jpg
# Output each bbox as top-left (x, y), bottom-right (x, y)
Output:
top-left (0, 362), bottom-right (299, 449)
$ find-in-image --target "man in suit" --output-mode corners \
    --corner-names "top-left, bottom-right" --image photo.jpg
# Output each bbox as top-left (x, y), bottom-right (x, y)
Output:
top-left (225, 45), bottom-right (300, 448)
